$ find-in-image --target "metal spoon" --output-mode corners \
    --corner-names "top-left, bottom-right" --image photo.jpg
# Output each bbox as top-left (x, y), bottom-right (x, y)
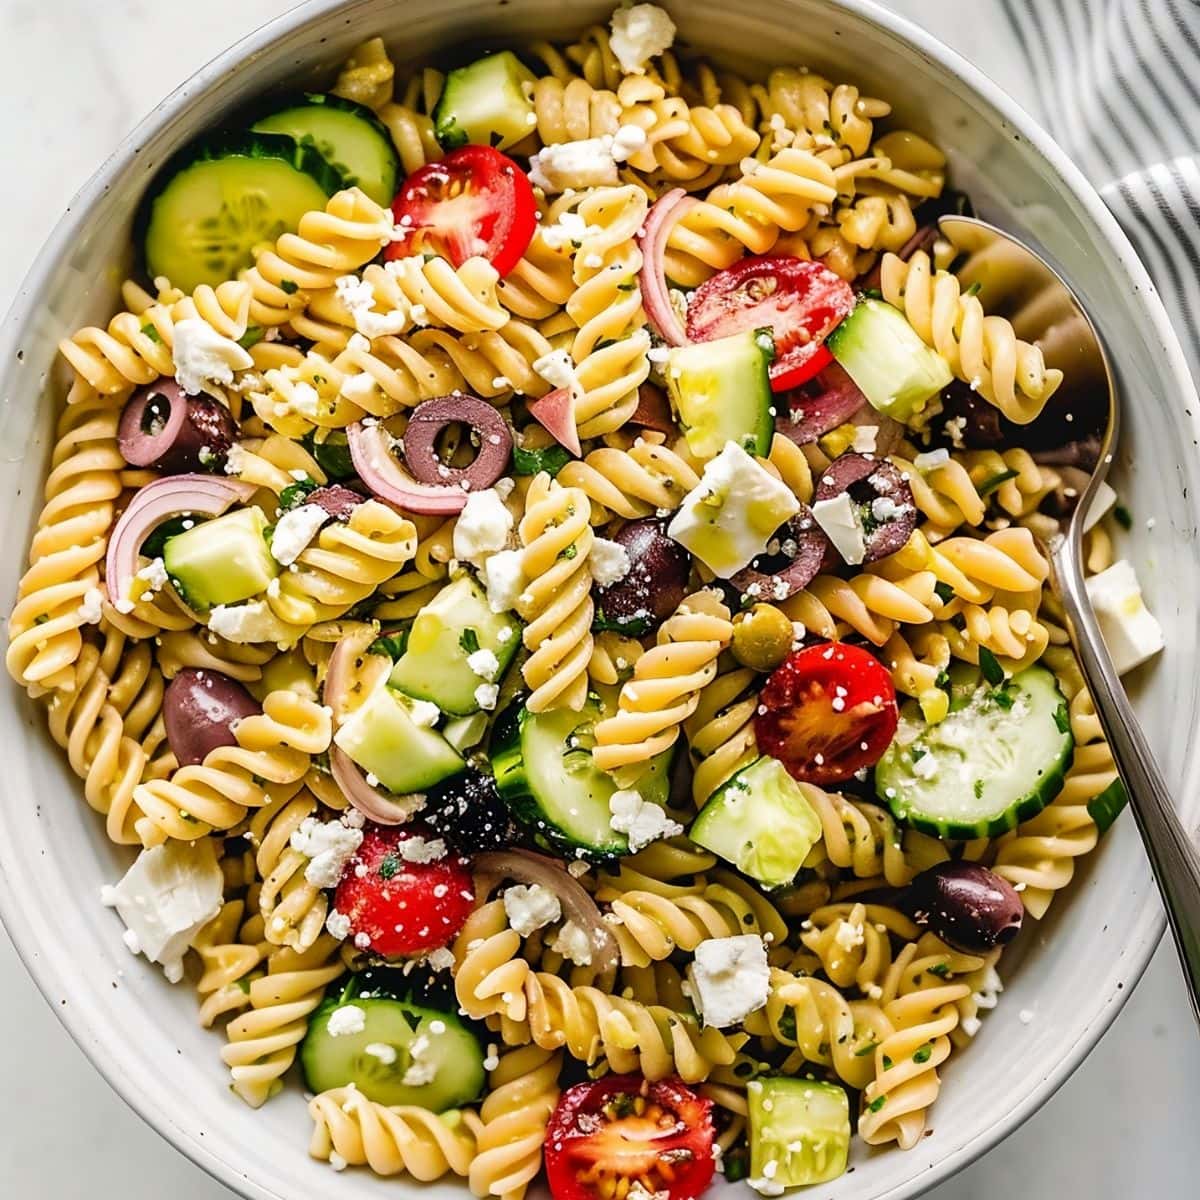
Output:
top-left (936, 215), bottom-right (1200, 1024)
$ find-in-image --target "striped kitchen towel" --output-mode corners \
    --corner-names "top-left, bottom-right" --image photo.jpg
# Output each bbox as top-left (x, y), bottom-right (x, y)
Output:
top-left (1001, 0), bottom-right (1199, 385)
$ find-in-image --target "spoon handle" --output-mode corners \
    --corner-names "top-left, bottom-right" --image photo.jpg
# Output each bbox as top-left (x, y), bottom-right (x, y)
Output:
top-left (1052, 536), bottom-right (1200, 1026)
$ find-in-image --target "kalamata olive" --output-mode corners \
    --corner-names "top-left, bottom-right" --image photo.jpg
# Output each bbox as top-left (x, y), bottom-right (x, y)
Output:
top-left (938, 379), bottom-right (1007, 449)
top-left (814, 453), bottom-right (917, 562)
top-left (731, 604), bottom-right (795, 672)
top-left (306, 484), bottom-right (363, 522)
top-left (163, 668), bottom-right (262, 767)
top-left (118, 379), bottom-right (238, 473)
top-left (400, 394), bottom-right (512, 491)
top-left (422, 769), bottom-right (515, 852)
top-left (902, 861), bottom-right (1024, 953)
top-left (627, 383), bottom-right (676, 435)
top-left (777, 363), bottom-right (867, 446)
top-left (731, 507), bottom-right (833, 602)
top-left (594, 517), bottom-right (690, 635)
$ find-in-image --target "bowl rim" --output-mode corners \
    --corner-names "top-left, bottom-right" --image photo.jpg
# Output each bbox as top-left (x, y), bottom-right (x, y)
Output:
top-left (0, 1), bottom-right (1187, 1197)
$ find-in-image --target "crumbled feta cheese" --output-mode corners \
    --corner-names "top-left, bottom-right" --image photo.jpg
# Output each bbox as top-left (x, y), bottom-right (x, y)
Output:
top-left (550, 919), bottom-right (594, 966)
top-left (528, 139), bottom-right (620, 194)
top-left (270, 503), bottom-right (328, 567)
top-left (327, 1005), bottom-right (367, 1037)
top-left (832, 918), bottom-right (865, 951)
top-left (912, 752), bottom-right (938, 780)
top-left (688, 935), bottom-right (770, 1028)
top-left (424, 946), bottom-right (455, 972)
top-left (287, 381), bottom-right (322, 419)
top-left (503, 883), bottom-right (563, 936)
top-left (870, 495), bottom-right (911, 523)
top-left (467, 647), bottom-right (501, 681)
top-left (290, 815), bottom-right (365, 888)
top-left (102, 839), bottom-right (223, 983)
top-left (364, 1042), bottom-right (397, 1065)
top-left (172, 318), bottom-right (254, 397)
top-left (474, 682), bottom-right (500, 710)
top-left (1083, 480), bottom-right (1118, 532)
top-left (335, 273), bottom-right (410, 338)
top-left (943, 415), bottom-right (967, 448)
top-left (325, 910), bottom-right (352, 941)
top-left (747, 1175), bottom-right (786, 1196)
top-left (609, 3), bottom-right (677, 74)
top-left (913, 447), bottom-right (950, 471)
top-left (851, 425), bottom-right (879, 453)
top-left (79, 586), bottom-right (104, 624)
top-left (611, 124), bottom-right (649, 163)
top-left (452, 488), bottom-right (514, 566)
top-left (395, 835), bottom-right (446, 863)
top-left (341, 372), bottom-right (376, 401)
top-left (810, 492), bottom-right (867, 566)
top-left (1019, 1008), bottom-right (1035, 1025)
top-left (484, 548), bottom-right (526, 613)
top-left (667, 442), bottom-right (801, 577)
top-left (207, 600), bottom-right (285, 645)
top-left (590, 537), bottom-right (631, 587)
top-left (532, 348), bottom-right (584, 400)
top-left (1084, 559), bottom-right (1164, 676)
top-left (609, 789), bottom-right (683, 853)
top-left (540, 210), bottom-right (598, 251)
top-left (136, 557), bottom-right (169, 593)
top-left (223, 443), bottom-right (248, 476)
top-left (407, 699), bottom-right (441, 729)
top-left (401, 1034), bottom-right (439, 1085)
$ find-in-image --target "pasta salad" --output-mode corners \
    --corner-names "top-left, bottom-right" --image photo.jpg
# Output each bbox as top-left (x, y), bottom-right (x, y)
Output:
top-left (9, 2), bottom-right (1165, 1192)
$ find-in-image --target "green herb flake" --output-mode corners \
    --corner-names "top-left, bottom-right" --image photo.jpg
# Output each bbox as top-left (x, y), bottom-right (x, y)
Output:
top-left (378, 854), bottom-right (401, 880)
top-left (933, 581), bottom-right (954, 604)
top-left (459, 627), bottom-right (481, 655)
top-left (278, 477), bottom-right (318, 511)
top-left (512, 443), bottom-right (571, 478)
top-left (1053, 701), bottom-right (1071, 735)
top-left (978, 468), bottom-right (1019, 497)
top-left (33, 613), bottom-right (49, 625)
top-left (279, 279), bottom-right (299, 295)
top-left (140, 323), bottom-right (163, 344)
top-left (927, 962), bottom-right (951, 979)
top-left (965, 281), bottom-right (983, 297)
top-left (990, 687), bottom-right (1015, 710)
top-left (881, 1055), bottom-right (893, 1070)
top-left (558, 543), bottom-right (578, 561)
top-left (867, 1095), bottom-right (887, 1114)
top-left (978, 646), bottom-right (1004, 686)
top-left (913, 1044), bottom-right (933, 1064)
top-left (368, 633), bottom-right (406, 660)
top-left (973, 779), bottom-right (984, 799)
top-left (855, 1041), bottom-right (879, 1058)
top-left (237, 325), bottom-right (266, 350)
top-left (1088, 778), bottom-right (1129, 834)
top-left (1114, 504), bottom-right (1133, 530)
top-left (910, 747), bottom-right (926, 763)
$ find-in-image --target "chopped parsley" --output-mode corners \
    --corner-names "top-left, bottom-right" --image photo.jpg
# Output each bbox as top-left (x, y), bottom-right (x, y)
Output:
top-left (140, 323), bottom-right (163, 344)
top-left (368, 633), bottom-right (407, 660)
top-left (1053, 701), bottom-right (1071, 735)
top-left (558, 543), bottom-right (578, 561)
top-left (927, 962), bottom-right (951, 979)
top-left (378, 854), bottom-right (401, 880)
top-left (279, 279), bottom-right (299, 295)
top-left (512, 443), bottom-right (571, 477)
top-left (933, 581), bottom-right (954, 604)
top-left (459, 627), bottom-right (481, 655)
top-left (237, 325), bottom-right (266, 350)
top-left (867, 1095), bottom-right (887, 1113)
top-left (913, 1044), bottom-right (933, 1063)
top-left (973, 779), bottom-right (984, 799)
top-left (978, 646), bottom-right (1004, 686)
top-left (278, 477), bottom-right (318, 511)
top-left (977, 468), bottom-right (1019, 497)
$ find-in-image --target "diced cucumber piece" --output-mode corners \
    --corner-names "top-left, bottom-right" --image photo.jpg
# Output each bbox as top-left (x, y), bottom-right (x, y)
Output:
top-left (875, 663), bottom-right (1073, 839)
top-left (433, 51), bottom-right (537, 152)
top-left (334, 684), bottom-right (464, 794)
top-left (252, 92), bottom-right (400, 207)
top-left (666, 329), bottom-right (776, 460)
top-left (388, 575), bottom-right (522, 716)
top-left (306, 428), bottom-right (357, 480)
top-left (162, 506), bottom-right (278, 611)
top-left (1088, 778), bottom-right (1128, 835)
top-left (689, 756), bottom-right (822, 888)
top-left (826, 297), bottom-right (952, 424)
top-left (301, 995), bottom-right (484, 1111)
top-left (138, 132), bottom-right (342, 292)
top-left (443, 712), bottom-right (489, 754)
top-left (491, 697), bottom-right (673, 857)
top-left (748, 1078), bottom-right (850, 1188)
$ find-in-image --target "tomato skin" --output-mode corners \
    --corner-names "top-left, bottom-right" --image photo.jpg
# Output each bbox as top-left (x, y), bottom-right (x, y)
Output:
top-left (754, 642), bottom-right (899, 785)
top-left (387, 145), bottom-right (536, 277)
top-left (685, 256), bottom-right (854, 392)
top-left (545, 1076), bottom-right (715, 1200)
top-left (333, 824), bottom-right (474, 958)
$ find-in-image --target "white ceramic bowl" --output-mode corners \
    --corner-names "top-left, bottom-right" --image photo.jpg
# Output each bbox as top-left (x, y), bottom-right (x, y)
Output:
top-left (1, 1), bottom-right (1196, 1197)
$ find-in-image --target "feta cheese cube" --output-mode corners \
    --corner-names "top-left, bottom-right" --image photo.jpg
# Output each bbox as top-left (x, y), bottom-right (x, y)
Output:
top-left (270, 503), bottom-right (328, 566)
top-left (172, 318), bottom-right (254, 397)
top-left (810, 492), bottom-right (867, 565)
top-left (528, 139), bottom-right (620, 194)
top-left (609, 3), bottom-right (677, 74)
top-left (484, 548), bottom-right (526, 613)
top-left (590, 537), bottom-right (631, 587)
top-left (290, 814), bottom-right (365, 888)
top-left (503, 883), bottom-right (563, 936)
top-left (688, 934), bottom-right (770, 1028)
top-left (667, 442), bottom-right (801, 577)
top-left (207, 599), bottom-right (289, 645)
top-left (1084, 559), bottom-right (1164, 675)
top-left (452, 488), bottom-right (514, 566)
top-left (609, 789), bottom-right (683, 853)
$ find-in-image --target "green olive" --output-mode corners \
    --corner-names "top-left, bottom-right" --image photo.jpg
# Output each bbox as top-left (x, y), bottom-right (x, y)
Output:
top-left (731, 603), bottom-right (795, 672)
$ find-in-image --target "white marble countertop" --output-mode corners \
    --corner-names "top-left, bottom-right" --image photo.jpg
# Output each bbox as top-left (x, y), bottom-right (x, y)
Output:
top-left (1, 0), bottom-right (1197, 1196)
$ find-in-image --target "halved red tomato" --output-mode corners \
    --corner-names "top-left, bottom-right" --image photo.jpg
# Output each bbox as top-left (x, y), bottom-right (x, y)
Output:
top-left (755, 642), bottom-right (899, 785)
top-left (545, 1076), bottom-right (715, 1200)
top-left (387, 145), bottom-right (537, 277)
top-left (685, 256), bottom-right (855, 391)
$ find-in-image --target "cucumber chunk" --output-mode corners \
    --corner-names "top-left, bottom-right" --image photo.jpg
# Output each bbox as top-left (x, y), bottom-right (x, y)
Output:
top-left (139, 132), bottom-right (342, 292)
top-left (748, 1078), bottom-right (850, 1188)
top-left (826, 297), bottom-right (952, 424)
top-left (388, 575), bottom-right (523, 716)
top-left (301, 995), bottom-right (484, 1111)
top-left (875, 663), bottom-right (1073, 839)
top-left (252, 93), bottom-right (400, 207)
top-left (433, 51), bottom-right (537, 152)
top-left (334, 684), bottom-right (465, 794)
top-left (491, 697), bottom-right (673, 857)
top-left (162, 506), bottom-right (278, 611)
top-left (666, 328), bottom-right (776, 460)
top-left (689, 756), bottom-right (822, 888)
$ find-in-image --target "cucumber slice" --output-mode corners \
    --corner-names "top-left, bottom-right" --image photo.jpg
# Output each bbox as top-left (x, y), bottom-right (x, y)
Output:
top-left (138, 131), bottom-right (342, 293)
top-left (689, 756), bottom-right (822, 888)
top-left (666, 328), bottom-right (775, 460)
top-left (301, 995), bottom-right (484, 1111)
top-left (826, 297), bottom-right (952, 424)
top-left (334, 684), bottom-right (465, 794)
top-left (305, 429), bottom-right (357, 480)
top-left (252, 93), bottom-right (400, 207)
top-left (875, 663), bottom-right (1074, 839)
top-left (162, 506), bottom-right (278, 611)
top-left (491, 697), bottom-right (674, 857)
top-left (748, 1078), bottom-right (850, 1188)
top-left (388, 575), bottom-right (523, 716)
top-left (433, 51), bottom-right (537, 152)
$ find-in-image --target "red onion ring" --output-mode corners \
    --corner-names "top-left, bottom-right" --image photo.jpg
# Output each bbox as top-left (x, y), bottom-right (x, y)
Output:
top-left (473, 849), bottom-right (618, 974)
top-left (348, 419), bottom-right (473, 515)
top-left (401, 395), bottom-right (513, 487)
top-left (638, 188), bottom-right (697, 347)
top-left (527, 387), bottom-right (582, 457)
top-left (105, 475), bottom-right (257, 612)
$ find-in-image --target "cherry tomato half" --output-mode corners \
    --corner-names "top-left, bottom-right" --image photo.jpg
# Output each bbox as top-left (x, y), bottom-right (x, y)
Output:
top-left (387, 145), bottom-right (537, 277)
top-left (546, 1076), bottom-right (716, 1200)
top-left (754, 642), bottom-right (899, 786)
top-left (333, 824), bottom-right (474, 958)
top-left (685, 256), bottom-right (854, 391)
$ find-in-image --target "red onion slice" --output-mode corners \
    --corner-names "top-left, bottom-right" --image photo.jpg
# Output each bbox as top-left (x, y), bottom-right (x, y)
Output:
top-left (638, 189), bottom-right (697, 347)
top-left (105, 475), bottom-right (257, 612)
top-left (348, 420), bottom-right (473, 515)
top-left (527, 387), bottom-right (582, 458)
top-left (401, 395), bottom-right (514, 486)
top-left (473, 849), bottom-right (618, 974)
